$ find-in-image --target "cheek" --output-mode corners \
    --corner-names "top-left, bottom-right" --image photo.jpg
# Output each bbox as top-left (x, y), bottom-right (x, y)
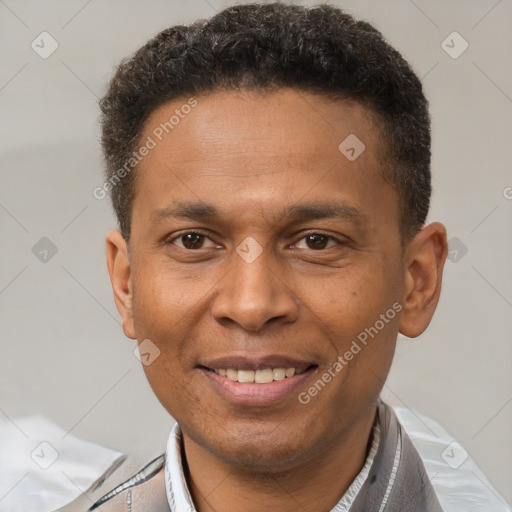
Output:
top-left (130, 277), bottom-right (191, 396)
top-left (140, 357), bottom-right (188, 420)
top-left (313, 261), bottom-right (401, 372)
top-left (131, 256), bottom-right (204, 331)
top-left (320, 266), bottom-right (396, 328)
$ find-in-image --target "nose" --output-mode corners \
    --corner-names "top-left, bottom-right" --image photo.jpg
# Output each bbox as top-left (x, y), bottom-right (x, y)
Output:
top-left (210, 248), bottom-right (299, 332)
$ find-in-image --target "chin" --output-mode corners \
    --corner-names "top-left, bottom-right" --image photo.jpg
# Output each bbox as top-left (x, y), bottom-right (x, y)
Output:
top-left (197, 419), bottom-right (316, 471)
top-left (217, 438), bottom-right (306, 470)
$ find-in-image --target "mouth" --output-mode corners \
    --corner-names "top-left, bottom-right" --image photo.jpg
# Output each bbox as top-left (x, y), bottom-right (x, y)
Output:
top-left (198, 357), bottom-right (318, 406)
top-left (203, 366), bottom-right (310, 383)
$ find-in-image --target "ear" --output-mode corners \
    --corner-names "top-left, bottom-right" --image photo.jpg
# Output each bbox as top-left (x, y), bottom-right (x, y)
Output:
top-left (399, 222), bottom-right (448, 338)
top-left (106, 230), bottom-right (136, 339)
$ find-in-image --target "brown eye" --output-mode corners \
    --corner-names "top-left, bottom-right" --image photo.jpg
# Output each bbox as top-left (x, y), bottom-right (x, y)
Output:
top-left (305, 234), bottom-right (329, 250)
top-left (293, 233), bottom-right (342, 251)
top-left (169, 231), bottom-right (217, 250)
top-left (181, 232), bottom-right (205, 249)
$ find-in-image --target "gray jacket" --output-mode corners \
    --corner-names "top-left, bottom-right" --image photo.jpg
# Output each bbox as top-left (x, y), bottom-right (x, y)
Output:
top-left (63, 401), bottom-right (443, 511)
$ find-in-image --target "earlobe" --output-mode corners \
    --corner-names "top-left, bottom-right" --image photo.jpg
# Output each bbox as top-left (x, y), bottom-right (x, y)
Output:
top-left (398, 222), bottom-right (448, 338)
top-left (106, 230), bottom-right (137, 339)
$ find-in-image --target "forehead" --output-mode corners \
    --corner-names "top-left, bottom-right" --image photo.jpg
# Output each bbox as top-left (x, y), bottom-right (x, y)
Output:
top-left (141, 89), bottom-right (383, 169)
top-left (132, 89), bottom-right (397, 234)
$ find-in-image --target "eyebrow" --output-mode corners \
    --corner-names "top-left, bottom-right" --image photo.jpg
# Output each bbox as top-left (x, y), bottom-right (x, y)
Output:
top-left (150, 199), bottom-right (367, 226)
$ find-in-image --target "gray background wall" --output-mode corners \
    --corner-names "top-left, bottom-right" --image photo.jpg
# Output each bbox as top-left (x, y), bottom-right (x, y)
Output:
top-left (1, 0), bottom-right (511, 505)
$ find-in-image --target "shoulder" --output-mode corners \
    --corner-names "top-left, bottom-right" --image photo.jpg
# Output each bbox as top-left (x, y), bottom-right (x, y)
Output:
top-left (393, 406), bottom-right (510, 511)
top-left (87, 454), bottom-right (170, 512)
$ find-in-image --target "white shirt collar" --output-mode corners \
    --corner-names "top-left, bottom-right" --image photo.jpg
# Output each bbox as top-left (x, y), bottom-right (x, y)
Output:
top-left (164, 422), bottom-right (196, 512)
top-left (164, 418), bottom-right (381, 512)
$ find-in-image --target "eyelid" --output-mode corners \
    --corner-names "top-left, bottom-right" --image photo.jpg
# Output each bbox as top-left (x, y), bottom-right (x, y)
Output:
top-left (166, 229), bottom-right (347, 251)
top-left (289, 231), bottom-right (347, 249)
top-left (166, 229), bottom-right (219, 248)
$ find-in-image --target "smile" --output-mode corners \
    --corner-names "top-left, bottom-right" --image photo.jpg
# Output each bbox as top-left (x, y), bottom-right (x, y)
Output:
top-left (198, 358), bottom-right (318, 406)
top-left (210, 367), bottom-right (302, 384)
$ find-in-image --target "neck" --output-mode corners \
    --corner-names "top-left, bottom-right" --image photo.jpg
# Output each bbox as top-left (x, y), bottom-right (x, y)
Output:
top-left (181, 406), bottom-right (377, 512)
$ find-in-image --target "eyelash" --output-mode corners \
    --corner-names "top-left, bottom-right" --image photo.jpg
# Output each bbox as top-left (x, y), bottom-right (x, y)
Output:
top-left (166, 230), bottom-right (346, 250)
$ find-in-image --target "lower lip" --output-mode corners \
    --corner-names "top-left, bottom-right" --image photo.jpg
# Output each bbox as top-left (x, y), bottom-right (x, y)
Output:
top-left (200, 368), bottom-right (315, 406)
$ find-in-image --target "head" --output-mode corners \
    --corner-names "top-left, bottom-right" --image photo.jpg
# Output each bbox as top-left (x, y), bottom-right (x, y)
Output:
top-left (102, 3), bottom-right (447, 469)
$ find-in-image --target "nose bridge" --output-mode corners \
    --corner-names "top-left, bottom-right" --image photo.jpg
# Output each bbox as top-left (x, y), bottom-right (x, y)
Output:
top-left (234, 247), bottom-right (276, 301)
top-left (211, 242), bottom-right (297, 331)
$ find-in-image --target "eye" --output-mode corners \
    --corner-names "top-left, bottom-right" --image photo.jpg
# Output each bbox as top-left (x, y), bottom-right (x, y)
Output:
top-left (293, 233), bottom-right (343, 250)
top-left (168, 231), bottom-right (218, 250)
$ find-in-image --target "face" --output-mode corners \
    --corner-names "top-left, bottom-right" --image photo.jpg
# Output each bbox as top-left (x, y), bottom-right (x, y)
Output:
top-left (107, 88), bottom-right (447, 469)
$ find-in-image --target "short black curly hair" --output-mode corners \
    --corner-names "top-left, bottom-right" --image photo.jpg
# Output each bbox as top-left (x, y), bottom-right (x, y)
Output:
top-left (99, 2), bottom-right (431, 243)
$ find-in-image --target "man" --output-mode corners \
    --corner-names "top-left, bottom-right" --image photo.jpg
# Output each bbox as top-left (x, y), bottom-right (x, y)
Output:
top-left (81, 3), bottom-right (495, 511)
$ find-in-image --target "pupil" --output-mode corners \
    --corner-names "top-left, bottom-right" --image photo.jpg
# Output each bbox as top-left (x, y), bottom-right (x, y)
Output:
top-left (307, 234), bottom-right (327, 249)
top-left (183, 233), bottom-right (203, 249)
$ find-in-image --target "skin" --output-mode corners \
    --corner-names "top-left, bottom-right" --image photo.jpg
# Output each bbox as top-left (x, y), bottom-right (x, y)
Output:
top-left (106, 88), bottom-right (447, 511)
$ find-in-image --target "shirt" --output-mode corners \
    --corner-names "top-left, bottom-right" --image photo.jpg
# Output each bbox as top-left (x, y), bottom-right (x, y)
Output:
top-left (164, 414), bottom-right (382, 512)
top-left (162, 400), bottom-right (442, 511)
top-left (84, 400), bottom-right (510, 511)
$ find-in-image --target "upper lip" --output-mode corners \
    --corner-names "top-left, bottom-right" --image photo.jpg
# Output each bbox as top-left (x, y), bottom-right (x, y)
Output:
top-left (199, 355), bottom-right (316, 372)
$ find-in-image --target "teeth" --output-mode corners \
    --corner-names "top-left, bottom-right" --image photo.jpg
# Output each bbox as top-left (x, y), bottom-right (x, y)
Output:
top-left (213, 367), bottom-right (302, 383)
top-left (237, 370), bottom-right (255, 383)
top-left (255, 368), bottom-right (274, 384)
top-left (226, 368), bottom-right (238, 381)
top-left (273, 368), bottom-right (286, 380)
